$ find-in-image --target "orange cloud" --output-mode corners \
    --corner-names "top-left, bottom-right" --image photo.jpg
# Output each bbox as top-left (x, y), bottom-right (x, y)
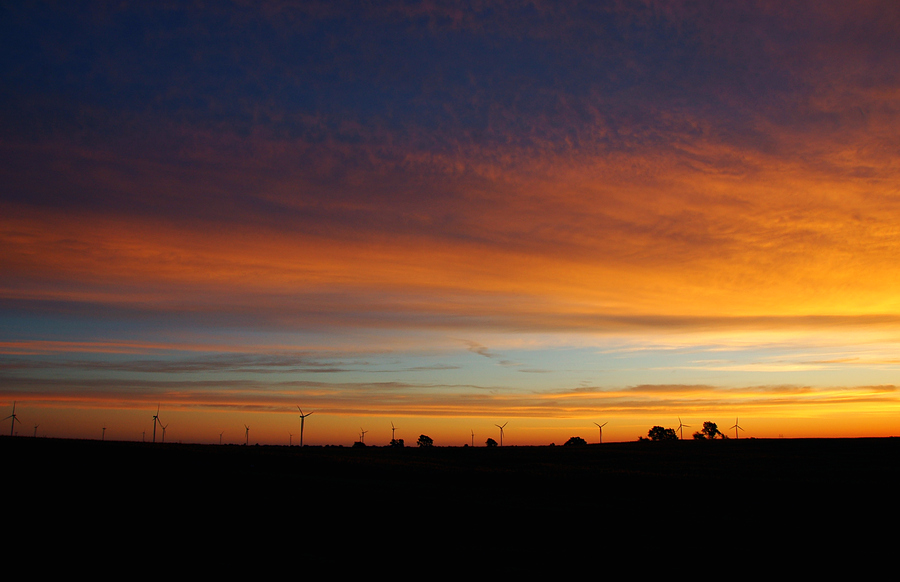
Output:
top-left (5, 126), bottom-right (900, 335)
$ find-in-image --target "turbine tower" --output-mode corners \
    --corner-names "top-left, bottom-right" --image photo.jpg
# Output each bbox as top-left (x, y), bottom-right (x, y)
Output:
top-left (360, 428), bottom-right (368, 444)
top-left (244, 424), bottom-right (250, 445)
top-left (495, 422), bottom-right (508, 446)
top-left (298, 407), bottom-right (313, 447)
top-left (151, 404), bottom-right (162, 443)
top-left (35, 424), bottom-right (40, 438)
top-left (594, 421), bottom-right (608, 444)
top-left (676, 417), bottom-right (690, 440)
top-left (3, 402), bottom-right (21, 437)
top-left (391, 421), bottom-right (397, 442)
top-left (471, 429), bottom-right (474, 447)
top-left (730, 418), bottom-right (744, 439)
top-left (161, 423), bottom-right (168, 443)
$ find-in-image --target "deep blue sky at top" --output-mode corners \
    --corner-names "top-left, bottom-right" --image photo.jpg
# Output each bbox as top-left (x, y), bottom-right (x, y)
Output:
top-left (2, 1), bottom-right (811, 159)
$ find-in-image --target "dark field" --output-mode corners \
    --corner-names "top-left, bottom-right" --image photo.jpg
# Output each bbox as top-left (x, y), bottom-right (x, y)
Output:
top-left (5, 436), bottom-right (897, 567)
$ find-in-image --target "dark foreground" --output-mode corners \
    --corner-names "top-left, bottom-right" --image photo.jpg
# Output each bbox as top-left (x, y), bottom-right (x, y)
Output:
top-left (5, 436), bottom-right (898, 567)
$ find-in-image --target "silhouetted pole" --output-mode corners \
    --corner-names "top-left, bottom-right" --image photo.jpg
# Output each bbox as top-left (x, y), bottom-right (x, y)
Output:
top-left (152, 404), bottom-right (161, 443)
top-left (677, 417), bottom-right (690, 440)
top-left (3, 401), bottom-right (20, 437)
top-left (495, 422), bottom-right (507, 446)
top-left (298, 407), bottom-right (313, 447)
top-left (594, 421), bottom-right (607, 444)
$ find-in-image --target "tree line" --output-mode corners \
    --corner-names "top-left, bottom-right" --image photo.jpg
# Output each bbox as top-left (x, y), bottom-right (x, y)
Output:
top-left (641, 421), bottom-right (725, 441)
top-left (352, 422), bottom-right (729, 448)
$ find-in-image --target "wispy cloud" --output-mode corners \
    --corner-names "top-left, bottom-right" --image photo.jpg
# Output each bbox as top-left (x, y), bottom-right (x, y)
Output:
top-left (4, 375), bottom-right (898, 420)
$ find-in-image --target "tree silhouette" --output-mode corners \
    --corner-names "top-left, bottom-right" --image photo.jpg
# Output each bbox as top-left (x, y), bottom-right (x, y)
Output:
top-left (485, 437), bottom-right (498, 447)
top-left (417, 434), bottom-right (433, 447)
top-left (564, 436), bottom-right (587, 446)
top-left (648, 426), bottom-right (678, 441)
top-left (692, 421), bottom-right (723, 440)
top-left (390, 438), bottom-right (405, 447)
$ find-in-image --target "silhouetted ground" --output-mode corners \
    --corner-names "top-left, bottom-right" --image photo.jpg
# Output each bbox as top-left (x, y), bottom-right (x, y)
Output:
top-left (5, 436), bottom-right (897, 569)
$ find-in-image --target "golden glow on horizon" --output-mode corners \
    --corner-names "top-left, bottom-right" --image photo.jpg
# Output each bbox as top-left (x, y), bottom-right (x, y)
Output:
top-left (6, 401), bottom-right (899, 445)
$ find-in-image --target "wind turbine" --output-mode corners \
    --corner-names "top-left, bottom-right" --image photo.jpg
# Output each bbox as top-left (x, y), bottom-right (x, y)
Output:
top-left (219, 431), bottom-right (224, 445)
top-left (161, 423), bottom-right (168, 443)
top-left (35, 424), bottom-right (40, 438)
top-left (151, 404), bottom-right (162, 443)
top-left (676, 417), bottom-right (690, 440)
top-left (298, 407), bottom-right (313, 447)
top-left (391, 421), bottom-right (397, 442)
top-left (495, 422), bottom-right (508, 446)
top-left (244, 424), bottom-right (250, 445)
top-left (360, 428), bottom-right (368, 444)
top-left (730, 418), bottom-right (744, 439)
top-left (3, 402), bottom-right (21, 437)
top-left (593, 421), bottom-right (608, 444)
top-left (471, 429), bottom-right (475, 447)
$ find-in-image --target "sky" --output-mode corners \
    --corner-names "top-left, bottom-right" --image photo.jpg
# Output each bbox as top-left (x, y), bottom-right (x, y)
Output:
top-left (3, 1), bottom-right (900, 445)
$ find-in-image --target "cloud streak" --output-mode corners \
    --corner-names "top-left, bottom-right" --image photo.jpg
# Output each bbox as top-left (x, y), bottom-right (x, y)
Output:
top-left (3, 373), bottom-right (898, 421)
